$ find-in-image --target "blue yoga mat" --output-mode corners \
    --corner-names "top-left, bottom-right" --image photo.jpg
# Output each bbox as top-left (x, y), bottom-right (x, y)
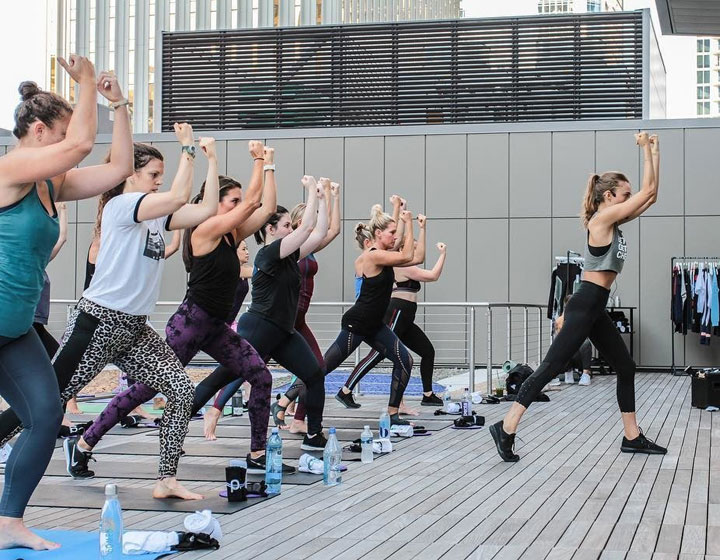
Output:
top-left (0, 530), bottom-right (172, 560)
top-left (277, 372), bottom-right (445, 396)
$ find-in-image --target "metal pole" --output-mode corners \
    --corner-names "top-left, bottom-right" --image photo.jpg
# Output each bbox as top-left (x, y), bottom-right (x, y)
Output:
top-left (538, 308), bottom-right (543, 363)
top-left (469, 307), bottom-right (475, 392)
top-left (523, 307), bottom-right (528, 364)
top-left (506, 306), bottom-right (512, 365)
top-left (487, 306), bottom-right (493, 395)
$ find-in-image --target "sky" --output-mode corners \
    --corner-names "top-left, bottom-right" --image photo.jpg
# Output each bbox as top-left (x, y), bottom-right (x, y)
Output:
top-left (0, 0), bottom-right (700, 132)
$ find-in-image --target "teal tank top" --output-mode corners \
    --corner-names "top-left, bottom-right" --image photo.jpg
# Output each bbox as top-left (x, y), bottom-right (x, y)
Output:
top-left (0, 181), bottom-right (59, 337)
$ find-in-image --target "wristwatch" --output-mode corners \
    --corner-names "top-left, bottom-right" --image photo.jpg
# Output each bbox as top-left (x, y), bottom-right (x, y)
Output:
top-left (110, 98), bottom-right (129, 110)
top-left (181, 145), bottom-right (197, 159)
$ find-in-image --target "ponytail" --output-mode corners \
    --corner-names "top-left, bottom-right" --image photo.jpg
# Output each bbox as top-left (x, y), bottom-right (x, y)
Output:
top-left (182, 175), bottom-right (242, 272)
top-left (580, 171), bottom-right (630, 228)
top-left (254, 205), bottom-right (289, 245)
top-left (367, 204), bottom-right (394, 239)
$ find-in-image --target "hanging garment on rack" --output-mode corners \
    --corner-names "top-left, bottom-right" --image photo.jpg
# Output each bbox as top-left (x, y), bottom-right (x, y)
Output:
top-left (711, 266), bottom-right (719, 328)
top-left (672, 266), bottom-right (684, 333)
top-left (547, 262), bottom-right (582, 319)
top-left (684, 266), bottom-right (694, 334)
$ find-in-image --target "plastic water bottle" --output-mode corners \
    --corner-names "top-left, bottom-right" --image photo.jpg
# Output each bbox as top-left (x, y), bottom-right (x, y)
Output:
top-left (99, 483), bottom-right (123, 559)
top-left (265, 428), bottom-right (283, 494)
top-left (231, 390), bottom-right (244, 416)
top-left (379, 412), bottom-right (391, 438)
top-left (323, 427), bottom-right (343, 486)
top-left (444, 392), bottom-right (452, 412)
top-left (361, 425), bottom-right (374, 464)
top-left (462, 388), bottom-right (471, 416)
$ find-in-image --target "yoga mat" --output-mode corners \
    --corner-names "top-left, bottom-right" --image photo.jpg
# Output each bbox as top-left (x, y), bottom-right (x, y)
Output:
top-left (93, 440), bottom-right (369, 462)
top-left (220, 416), bottom-right (452, 431)
top-left (20, 483), bottom-right (272, 513)
top-left (183, 424), bottom-right (376, 442)
top-left (0, 529), bottom-right (170, 560)
top-left (105, 425), bottom-right (159, 436)
top-left (43, 459), bottom-right (322, 485)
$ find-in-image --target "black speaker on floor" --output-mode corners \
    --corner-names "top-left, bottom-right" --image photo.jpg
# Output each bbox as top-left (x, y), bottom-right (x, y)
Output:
top-left (690, 368), bottom-right (720, 409)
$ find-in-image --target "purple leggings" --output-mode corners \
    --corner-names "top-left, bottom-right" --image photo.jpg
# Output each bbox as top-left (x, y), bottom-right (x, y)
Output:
top-left (83, 299), bottom-right (272, 451)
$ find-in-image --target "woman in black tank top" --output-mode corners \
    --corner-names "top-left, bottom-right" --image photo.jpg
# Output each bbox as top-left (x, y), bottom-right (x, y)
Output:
top-left (490, 132), bottom-right (666, 463)
top-left (322, 204), bottom-right (425, 426)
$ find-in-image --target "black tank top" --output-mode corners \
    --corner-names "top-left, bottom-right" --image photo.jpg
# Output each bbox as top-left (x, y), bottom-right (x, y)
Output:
top-left (394, 278), bottom-right (421, 293)
top-left (342, 251), bottom-right (395, 336)
top-left (226, 277), bottom-right (249, 324)
top-left (187, 234), bottom-right (240, 319)
top-left (84, 248), bottom-right (96, 291)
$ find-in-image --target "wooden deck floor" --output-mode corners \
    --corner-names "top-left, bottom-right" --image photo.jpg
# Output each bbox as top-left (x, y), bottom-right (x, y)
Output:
top-left (18, 372), bottom-right (720, 559)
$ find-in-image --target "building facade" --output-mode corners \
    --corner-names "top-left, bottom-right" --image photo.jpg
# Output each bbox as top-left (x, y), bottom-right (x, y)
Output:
top-left (46, 0), bottom-right (461, 133)
top-left (695, 37), bottom-right (720, 117)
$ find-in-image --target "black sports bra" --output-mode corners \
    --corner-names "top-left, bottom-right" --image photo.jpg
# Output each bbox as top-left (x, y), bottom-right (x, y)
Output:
top-left (394, 278), bottom-right (421, 293)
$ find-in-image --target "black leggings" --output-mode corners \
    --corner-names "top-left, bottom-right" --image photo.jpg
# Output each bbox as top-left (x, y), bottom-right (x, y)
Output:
top-left (343, 298), bottom-right (435, 393)
top-left (0, 330), bottom-right (63, 517)
top-left (322, 325), bottom-right (413, 408)
top-left (517, 281), bottom-right (635, 412)
top-left (33, 322), bottom-right (60, 359)
top-left (195, 312), bottom-right (326, 436)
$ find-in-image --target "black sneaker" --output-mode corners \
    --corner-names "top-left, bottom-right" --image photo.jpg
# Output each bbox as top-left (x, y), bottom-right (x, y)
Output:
top-left (301, 432), bottom-right (328, 451)
top-left (421, 393), bottom-right (443, 406)
top-left (246, 453), bottom-right (296, 475)
top-left (57, 423), bottom-right (87, 438)
top-left (488, 420), bottom-right (520, 463)
top-left (335, 389), bottom-right (361, 409)
top-left (63, 436), bottom-right (96, 479)
top-left (621, 429), bottom-right (667, 455)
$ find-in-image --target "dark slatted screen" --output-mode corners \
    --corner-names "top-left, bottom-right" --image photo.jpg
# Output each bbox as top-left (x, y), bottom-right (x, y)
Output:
top-left (161, 12), bottom-right (644, 130)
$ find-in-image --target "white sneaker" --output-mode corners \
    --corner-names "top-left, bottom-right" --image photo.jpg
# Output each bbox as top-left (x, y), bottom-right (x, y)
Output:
top-left (0, 443), bottom-right (11, 464)
top-left (547, 378), bottom-right (562, 387)
top-left (564, 371), bottom-right (575, 384)
top-left (579, 373), bottom-right (591, 386)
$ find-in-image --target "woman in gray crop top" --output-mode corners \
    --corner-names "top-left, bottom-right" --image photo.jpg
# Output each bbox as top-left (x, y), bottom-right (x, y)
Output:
top-left (490, 131), bottom-right (667, 463)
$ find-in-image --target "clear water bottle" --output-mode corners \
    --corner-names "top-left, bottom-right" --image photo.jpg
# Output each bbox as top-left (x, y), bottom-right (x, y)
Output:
top-left (231, 390), bottom-right (244, 416)
top-left (265, 428), bottom-right (283, 494)
top-left (323, 427), bottom-right (343, 486)
top-left (462, 388), bottom-right (471, 416)
top-left (379, 412), bottom-right (390, 438)
top-left (99, 483), bottom-right (123, 559)
top-left (361, 425), bottom-right (374, 464)
top-left (444, 392), bottom-right (452, 412)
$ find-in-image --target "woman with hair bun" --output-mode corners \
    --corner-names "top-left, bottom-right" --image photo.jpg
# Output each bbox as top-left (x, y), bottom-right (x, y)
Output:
top-left (490, 132), bottom-right (665, 463)
top-left (0, 56), bottom-right (133, 550)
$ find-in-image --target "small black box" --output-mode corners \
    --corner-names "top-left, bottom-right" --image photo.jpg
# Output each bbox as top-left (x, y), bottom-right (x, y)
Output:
top-left (691, 369), bottom-right (720, 408)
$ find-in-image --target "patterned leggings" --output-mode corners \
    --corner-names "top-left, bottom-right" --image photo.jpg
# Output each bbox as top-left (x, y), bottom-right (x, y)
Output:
top-left (82, 299), bottom-right (272, 452)
top-left (58, 298), bottom-right (195, 478)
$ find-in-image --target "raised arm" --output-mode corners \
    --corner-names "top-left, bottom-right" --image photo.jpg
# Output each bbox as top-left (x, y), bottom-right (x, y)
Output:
top-left (299, 187), bottom-right (329, 259)
top-left (56, 71), bottom-right (133, 202)
top-left (135, 123), bottom-right (195, 223)
top-left (48, 202), bottom-right (69, 261)
top-left (595, 132), bottom-right (658, 227)
top-left (236, 145), bottom-right (276, 240)
top-left (390, 195), bottom-right (406, 251)
top-left (314, 181), bottom-right (341, 253)
top-left (0, 56), bottom-right (96, 189)
top-left (369, 210), bottom-right (415, 267)
top-left (399, 242), bottom-right (447, 282)
top-left (621, 134), bottom-right (661, 223)
top-left (165, 137), bottom-right (221, 231)
top-left (164, 229), bottom-right (182, 259)
top-left (279, 176), bottom-right (320, 259)
top-left (405, 214), bottom-right (426, 266)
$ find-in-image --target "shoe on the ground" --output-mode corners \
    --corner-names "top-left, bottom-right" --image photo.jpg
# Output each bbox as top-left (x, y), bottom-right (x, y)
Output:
top-left (63, 436), bottom-right (96, 479)
top-left (246, 453), bottom-right (296, 474)
top-left (579, 373), bottom-right (591, 386)
top-left (335, 389), bottom-right (361, 409)
top-left (621, 429), bottom-right (667, 455)
top-left (270, 401), bottom-right (287, 427)
top-left (564, 371), bottom-right (575, 384)
top-left (0, 443), bottom-right (12, 464)
top-left (421, 393), bottom-right (443, 406)
top-left (547, 378), bottom-right (562, 387)
top-left (488, 420), bottom-right (520, 462)
top-left (301, 432), bottom-right (328, 451)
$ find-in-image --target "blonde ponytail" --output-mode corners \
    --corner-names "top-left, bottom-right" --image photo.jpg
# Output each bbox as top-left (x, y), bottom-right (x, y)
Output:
top-left (368, 204), bottom-right (394, 239)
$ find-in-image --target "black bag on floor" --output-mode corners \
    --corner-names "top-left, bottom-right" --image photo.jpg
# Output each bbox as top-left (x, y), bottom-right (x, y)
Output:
top-left (506, 363), bottom-right (534, 395)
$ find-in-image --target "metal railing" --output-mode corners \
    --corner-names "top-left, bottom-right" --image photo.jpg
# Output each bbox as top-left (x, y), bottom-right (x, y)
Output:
top-left (51, 299), bottom-right (549, 395)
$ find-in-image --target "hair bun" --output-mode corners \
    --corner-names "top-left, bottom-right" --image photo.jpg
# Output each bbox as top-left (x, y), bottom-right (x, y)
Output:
top-left (370, 204), bottom-right (384, 217)
top-left (355, 222), bottom-right (368, 234)
top-left (18, 81), bottom-right (41, 102)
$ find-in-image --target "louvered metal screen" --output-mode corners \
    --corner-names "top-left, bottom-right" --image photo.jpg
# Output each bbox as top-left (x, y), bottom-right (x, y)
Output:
top-left (161, 12), bottom-right (644, 130)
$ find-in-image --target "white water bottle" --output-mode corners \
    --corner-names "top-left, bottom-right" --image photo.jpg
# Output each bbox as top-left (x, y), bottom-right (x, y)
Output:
top-left (361, 425), bottom-right (374, 464)
top-left (462, 388), bottom-right (471, 416)
top-left (100, 484), bottom-right (123, 559)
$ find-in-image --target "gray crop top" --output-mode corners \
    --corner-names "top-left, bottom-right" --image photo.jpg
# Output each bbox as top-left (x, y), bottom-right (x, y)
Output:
top-left (583, 224), bottom-right (627, 274)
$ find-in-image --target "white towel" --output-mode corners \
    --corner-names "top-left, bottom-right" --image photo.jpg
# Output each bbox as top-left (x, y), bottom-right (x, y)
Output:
top-left (298, 453), bottom-right (324, 474)
top-left (122, 531), bottom-right (179, 555)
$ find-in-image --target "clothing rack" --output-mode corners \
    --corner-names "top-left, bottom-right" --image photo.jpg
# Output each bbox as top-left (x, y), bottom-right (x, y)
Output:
top-left (555, 250), bottom-right (584, 296)
top-left (670, 256), bottom-right (720, 374)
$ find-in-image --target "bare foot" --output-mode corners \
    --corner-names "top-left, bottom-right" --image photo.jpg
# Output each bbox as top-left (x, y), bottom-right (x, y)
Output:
top-left (153, 478), bottom-right (203, 500)
top-left (132, 406), bottom-right (154, 420)
top-left (203, 407), bottom-right (221, 441)
top-left (285, 403), bottom-right (296, 416)
top-left (61, 415), bottom-right (73, 427)
top-left (0, 517), bottom-right (60, 551)
top-left (399, 405), bottom-right (420, 416)
top-left (65, 398), bottom-right (82, 415)
top-left (153, 397), bottom-right (166, 410)
top-left (289, 420), bottom-right (307, 434)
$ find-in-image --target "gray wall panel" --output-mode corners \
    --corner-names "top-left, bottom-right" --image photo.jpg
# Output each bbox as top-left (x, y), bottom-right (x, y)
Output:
top-left (467, 134), bottom-right (508, 219)
top-left (425, 135), bottom-right (466, 219)
top-left (313, 231), bottom-right (344, 303)
top-left (77, 143), bottom-right (111, 223)
top-left (423, 219), bottom-right (466, 303)
top-left (384, 136), bottom-right (425, 214)
top-left (551, 217), bottom-right (586, 263)
top-left (342, 221), bottom-right (361, 302)
top-left (46, 224), bottom-right (77, 300)
top-left (467, 219), bottom-right (509, 303)
top-left (344, 137), bottom-right (384, 220)
top-left (552, 131), bottom-right (594, 218)
top-left (685, 128), bottom-right (720, 216)
top-left (509, 133), bottom-right (551, 217)
top-left (226, 140), bottom-right (260, 193)
top-left (305, 138), bottom-right (343, 191)
top-left (595, 130), bottom-right (640, 188)
top-left (509, 218), bottom-right (551, 304)
top-left (75, 223), bottom-right (95, 298)
top-left (639, 216), bottom-right (684, 367)
top-left (265, 138), bottom-right (305, 210)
